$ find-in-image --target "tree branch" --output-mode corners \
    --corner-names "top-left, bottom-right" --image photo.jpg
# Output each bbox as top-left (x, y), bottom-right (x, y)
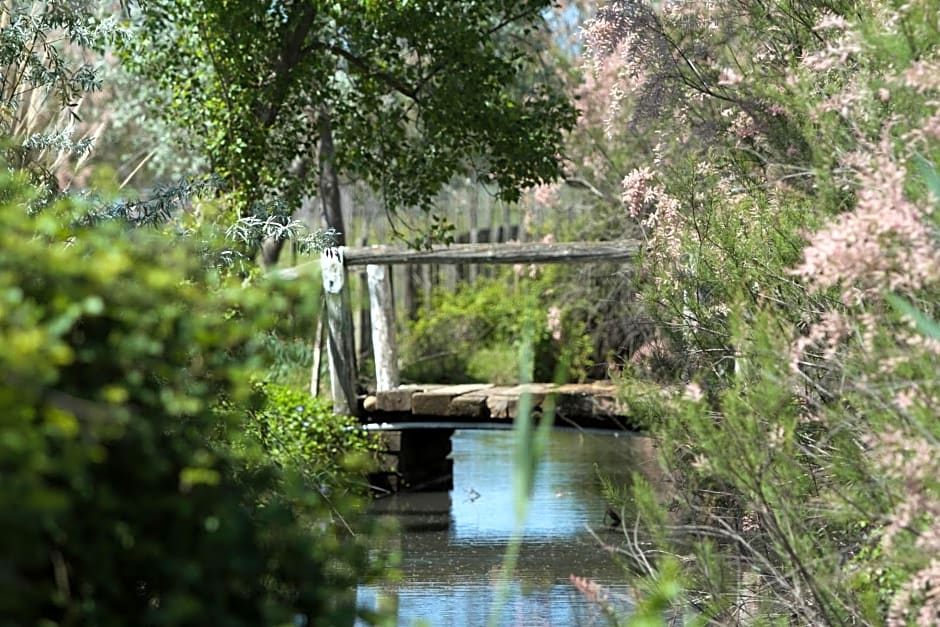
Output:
top-left (259, 3), bottom-right (318, 127)
top-left (329, 43), bottom-right (420, 101)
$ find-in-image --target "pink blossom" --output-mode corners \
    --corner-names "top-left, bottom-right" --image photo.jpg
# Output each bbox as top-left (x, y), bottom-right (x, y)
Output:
top-left (791, 134), bottom-right (940, 304)
top-left (887, 559), bottom-right (940, 627)
top-left (801, 29), bottom-right (862, 71)
top-left (813, 12), bottom-right (850, 31)
top-left (620, 167), bottom-right (655, 217)
top-left (894, 389), bottom-right (916, 411)
top-left (569, 574), bottom-right (609, 605)
top-left (789, 310), bottom-right (847, 374)
top-left (546, 305), bottom-right (562, 342)
top-left (904, 60), bottom-right (940, 93)
top-left (717, 67), bottom-right (743, 86)
top-left (684, 381), bottom-right (704, 402)
top-left (532, 182), bottom-right (560, 208)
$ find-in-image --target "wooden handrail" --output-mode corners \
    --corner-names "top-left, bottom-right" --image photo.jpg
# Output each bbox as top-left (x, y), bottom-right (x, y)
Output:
top-left (274, 239), bottom-right (640, 280)
top-left (343, 239), bottom-right (640, 266)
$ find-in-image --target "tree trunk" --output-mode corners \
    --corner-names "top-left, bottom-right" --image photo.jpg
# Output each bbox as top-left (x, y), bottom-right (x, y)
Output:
top-left (261, 237), bottom-right (287, 267)
top-left (468, 176), bottom-right (479, 283)
top-left (403, 265), bottom-right (418, 321)
top-left (317, 106), bottom-right (358, 410)
top-left (319, 107), bottom-right (346, 245)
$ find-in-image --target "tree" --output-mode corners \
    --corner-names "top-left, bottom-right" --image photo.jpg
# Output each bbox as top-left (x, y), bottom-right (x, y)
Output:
top-left (123, 0), bottom-right (576, 262)
top-left (0, 0), bottom-right (122, 193)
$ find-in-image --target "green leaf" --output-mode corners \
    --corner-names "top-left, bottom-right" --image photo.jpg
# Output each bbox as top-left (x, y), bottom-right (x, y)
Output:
top-left (914, 153), bottom-right (940, 209)
top-left (886, 292), bottom-right (940, 340)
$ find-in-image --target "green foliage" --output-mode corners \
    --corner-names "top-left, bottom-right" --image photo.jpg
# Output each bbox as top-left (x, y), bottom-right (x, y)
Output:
top-left (845, 539), bottom-right (908, 624)
top-left (123, 0), bottom-right (576, 218)
top-left (613, 379), bottom-right (681, 431)
top-left (637, 157), bottom-right (823, 385)
top-left (574, 2), bottom-right (940, 621)
top-left (0, 170), bottom-right (382, 626)
top-left (249, 382), bottom-right (378, 493)
top-left (607, 316), bottom-right (876, 624)
top-left (465, 345), bottom-right (523, 385)
top-left (258, 333), bottom-right (318, 389)
top-left (625, 557), bottom-right (689, 627)
top-left (835, 301), bottom-right (940, 624)
top-left (400, 272), bottom-right (591, 384)
top-left (886, 293), bottom-right (940, 340)
top-left (0, 0), bottom-right (122, 191)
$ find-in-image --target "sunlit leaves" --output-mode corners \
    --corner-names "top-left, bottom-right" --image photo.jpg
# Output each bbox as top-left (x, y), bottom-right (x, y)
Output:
top-left (0, 166), bottom-right (380, 625)
top-left (125, 0), bottom-right (575, 221)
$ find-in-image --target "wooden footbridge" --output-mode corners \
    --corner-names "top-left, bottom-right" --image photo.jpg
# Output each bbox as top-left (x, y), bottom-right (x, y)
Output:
top-left (278, 238), bottom-right (642, 491)
top-left (360, 382), bottom-right (633, 431)
top-left (278, 239), bottom-right (640, 417)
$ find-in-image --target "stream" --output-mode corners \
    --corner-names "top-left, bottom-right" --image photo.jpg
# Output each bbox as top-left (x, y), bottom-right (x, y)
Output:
top-left (356, 428), bottom-right (661, 626)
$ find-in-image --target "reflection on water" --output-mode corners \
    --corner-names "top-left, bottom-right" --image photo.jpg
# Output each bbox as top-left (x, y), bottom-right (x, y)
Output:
top-left (357, 429), bottom-right (660, 627)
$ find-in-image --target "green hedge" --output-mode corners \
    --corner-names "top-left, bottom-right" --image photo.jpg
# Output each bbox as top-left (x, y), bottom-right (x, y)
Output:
top-left (0, 171), bottom-right (379, 626)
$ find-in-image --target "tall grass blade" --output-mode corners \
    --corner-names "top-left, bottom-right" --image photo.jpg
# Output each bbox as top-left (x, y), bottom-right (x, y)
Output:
top-left (886, 292), bottom-right (940, 340)
top-left (486, 319), bottom-right (561, 626)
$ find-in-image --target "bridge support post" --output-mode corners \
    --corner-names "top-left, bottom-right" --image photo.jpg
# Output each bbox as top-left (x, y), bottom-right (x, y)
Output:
top-left (320, 247), bottom-right (359, 416)
top-left (366, 264), bottom-right (400, 392)
top-left (371, 429), bottom-right (454, 493)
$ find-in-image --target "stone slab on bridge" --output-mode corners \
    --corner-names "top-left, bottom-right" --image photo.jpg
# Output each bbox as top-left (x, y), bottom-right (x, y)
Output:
top-left (362, 381), bottom-right (637, 431)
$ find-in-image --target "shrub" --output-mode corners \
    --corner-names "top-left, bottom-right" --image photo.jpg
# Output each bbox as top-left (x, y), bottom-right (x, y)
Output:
top-left (248, 382), bottom-right (378, 493)
top-left (580, 1), bottom-right (940, 625)
top-left (0, 170), bottom-right (381, 626)
top-left (400, 272), bottom-right (592, 384)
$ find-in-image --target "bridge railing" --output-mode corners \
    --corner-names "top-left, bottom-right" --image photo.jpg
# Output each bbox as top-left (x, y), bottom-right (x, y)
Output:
top-left (283, 240), bottom-right (640, 415)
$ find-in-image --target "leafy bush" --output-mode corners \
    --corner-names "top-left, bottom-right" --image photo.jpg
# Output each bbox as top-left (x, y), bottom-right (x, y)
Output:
top-left (579, 1), bottom-right (940, 625)
top-left (400, 272), bottom-right (591, 384)
top-left (249, 382), bottom-right (378, 493)
top-left (0, 170), bottom-right (382, 626)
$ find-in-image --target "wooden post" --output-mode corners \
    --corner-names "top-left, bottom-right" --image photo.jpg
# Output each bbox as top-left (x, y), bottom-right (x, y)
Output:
top-left (367, 264), bottom-right (400, 392)
top-left (469, 174), bottom-right (479, 283)
top-left (320, 247), bottom-right (359, 416)
top-left (310, 299), bottom-right (325, 396)
top-left (421, 264), bottom-right (432, 314)
top-left (357, 237), bottom-right (372, 368)
top-left (403, 265), bottom-right (418, 321)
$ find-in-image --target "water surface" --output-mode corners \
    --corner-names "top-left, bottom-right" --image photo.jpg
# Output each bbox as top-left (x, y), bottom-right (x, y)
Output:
top-left (358, 429), bottom-right (660, 627)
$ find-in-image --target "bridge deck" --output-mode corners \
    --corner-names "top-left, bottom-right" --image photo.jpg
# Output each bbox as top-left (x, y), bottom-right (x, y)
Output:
top-left (361, 382), bottom-right (639, 431)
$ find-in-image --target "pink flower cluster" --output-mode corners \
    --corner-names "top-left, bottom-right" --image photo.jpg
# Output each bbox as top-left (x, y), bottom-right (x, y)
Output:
top-left (801, 23), bottom-right (862, 71)
top-left (641, 186), bottom-right (683, 273)
top-left (532, 182), bottom-right (560, 208)
top-left (619, 163), bottom-right (683, 271)
top-left (866, 428), bottom-right (940, 627)
top-left (888, 560), bottom-right (940, 627)
top-left (569, 573), bottom-right (610, 605)
top-left (904, 59), bottom-right (940, 94)
top-left (546, 305), bottom-right (562, 342)
top-left (620, 166), bottom-right (655, 217)
top-left (791, 135), bottom-right (940, 306)
top-left (789, 310), bottom-right (847, 374)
